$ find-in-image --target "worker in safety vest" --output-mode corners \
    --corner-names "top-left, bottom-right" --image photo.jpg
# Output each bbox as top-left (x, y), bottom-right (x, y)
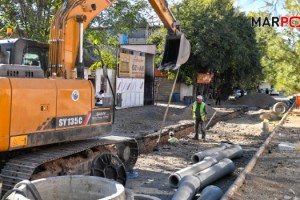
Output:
top-left (192, 95), bottom-right (207, 141)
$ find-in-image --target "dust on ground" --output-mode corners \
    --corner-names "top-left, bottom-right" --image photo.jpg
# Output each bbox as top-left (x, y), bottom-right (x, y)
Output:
top-left (112, 102), bottom-right (237, 137)
top-left (232, 108), bottom-right (300, 200)
top-left (125, 110), bottom-right (269, 199)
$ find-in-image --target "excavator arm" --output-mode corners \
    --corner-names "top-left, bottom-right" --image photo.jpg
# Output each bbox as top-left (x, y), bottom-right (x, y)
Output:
top-left (148, 0), bottom-right (179, 34)
top-left (49, 0), bottom-right (190, 79)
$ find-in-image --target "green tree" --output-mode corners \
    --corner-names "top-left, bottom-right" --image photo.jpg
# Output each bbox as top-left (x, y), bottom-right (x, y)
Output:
top-left (251, 0), bottom-right (300, 94)
top-left (147, 26), bottom-right (167, 66)
top-left (86, 0), bottom-right (149, 69)
top-left (0, 0), bottom-right (149, 70)
top-left (86, 0), bottom-right (149, 46)
top-left (0, 0), bottom-right (63, 42)
top-left (171, 0), bottom-right (262, 93)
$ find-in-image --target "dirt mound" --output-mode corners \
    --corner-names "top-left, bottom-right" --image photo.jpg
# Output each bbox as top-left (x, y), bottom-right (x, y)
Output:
top-left (259, 111), bottom-right (281, 121)
top-left (169, 103), bottom-right (216, 121)
top-left (234, 93), bottom-right (277, 108)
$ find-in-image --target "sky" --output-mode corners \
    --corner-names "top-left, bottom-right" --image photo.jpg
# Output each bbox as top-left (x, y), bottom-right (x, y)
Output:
top-left (168, 0), bottom-right (286, 15)
top-left (234, 0), bottom-right (286, 15)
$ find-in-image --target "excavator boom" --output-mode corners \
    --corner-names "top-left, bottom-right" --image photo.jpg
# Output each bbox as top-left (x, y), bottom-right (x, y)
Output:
top-left (49, 0), bottom-right (190, 78)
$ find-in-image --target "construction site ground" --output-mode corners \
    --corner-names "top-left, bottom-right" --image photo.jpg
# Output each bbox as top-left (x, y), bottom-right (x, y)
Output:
top-left (111, 96), bottom-right (299, 199)
top-left (121, 103), bottom-right (271, 199)
top-left (232, 108), bottom-right (300, 200)
top-left (1, 95), bottom-right (299, 200)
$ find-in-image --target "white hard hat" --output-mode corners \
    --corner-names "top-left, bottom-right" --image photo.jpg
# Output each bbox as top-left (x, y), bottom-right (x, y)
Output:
top-left (169, 131), bottom-right (175, 136)
top-left (197, 95), bottom-right (203, 100)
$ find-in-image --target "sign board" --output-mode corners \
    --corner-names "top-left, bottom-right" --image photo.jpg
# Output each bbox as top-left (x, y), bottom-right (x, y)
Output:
top-left (197, 73), bottom-right (214, 84)
top-left (119, 53), bottom-right (145, 78)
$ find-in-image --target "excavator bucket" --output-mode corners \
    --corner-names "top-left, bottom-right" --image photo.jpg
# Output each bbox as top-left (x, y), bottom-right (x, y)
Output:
top-left (159, 34), bottom-right (191, 70)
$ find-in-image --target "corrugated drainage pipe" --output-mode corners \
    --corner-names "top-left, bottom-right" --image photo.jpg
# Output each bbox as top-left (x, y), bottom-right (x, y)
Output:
top-left (172, 158), bottom-right (235, 200)
top-left (168, 157), bottom-right (218, 188)
top-left (197, 185), bottom-right (223, 200)
top-left (192, 144), bottom-right (243, 163)
top-left (191, 143), bottom-right (231, 163)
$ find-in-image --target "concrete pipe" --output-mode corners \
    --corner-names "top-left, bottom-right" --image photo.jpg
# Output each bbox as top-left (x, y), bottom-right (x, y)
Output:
top-left (7, 175), bottom-right (125, 200)
top-left (192, 144), bottom-right (243, 164)
top-left (195, 158), bottom-right (235, 189)
top-left (168, 157), bottom-right (218, 188)
top-left (171, 175), bottom-right (201, 200)
top-left (209, 144), bottom-right (243, 161)
top-left (191, 143), bottom-right (231, 163)
top-left (172, 159), bottom-right (235, 200)
top-left (197, 185), bottom-right (223, 200)
top-left (273, 102), bottom-right (288, 114)
top-left (134, 194), bottom-right (161, 200)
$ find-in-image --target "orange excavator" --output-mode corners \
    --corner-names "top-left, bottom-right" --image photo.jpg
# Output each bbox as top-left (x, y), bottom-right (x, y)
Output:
top-left (0, 0), bottom-right (190, 196)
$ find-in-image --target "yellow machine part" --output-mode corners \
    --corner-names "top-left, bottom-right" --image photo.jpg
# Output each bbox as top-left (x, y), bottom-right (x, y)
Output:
top-left (10, 79), bottom-right (57, 136)
top-left (0, 78), bottom-right (11, 151)
top-left (56, 79), bottom-right (92, 125)
top-left (0, 78), bottom-right (102, 151)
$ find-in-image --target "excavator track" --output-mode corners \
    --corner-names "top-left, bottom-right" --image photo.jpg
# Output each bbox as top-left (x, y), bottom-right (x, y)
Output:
top-left (0, 136), bottom-right (138, 196)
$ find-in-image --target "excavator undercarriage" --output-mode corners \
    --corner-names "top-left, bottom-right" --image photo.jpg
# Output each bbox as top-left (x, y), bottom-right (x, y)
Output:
top-left (0, 136), bottom-right (138, 196)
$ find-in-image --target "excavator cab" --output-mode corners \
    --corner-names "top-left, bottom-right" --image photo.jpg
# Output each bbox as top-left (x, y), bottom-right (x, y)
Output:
top-left (159, 34), bottom-right (191, 71)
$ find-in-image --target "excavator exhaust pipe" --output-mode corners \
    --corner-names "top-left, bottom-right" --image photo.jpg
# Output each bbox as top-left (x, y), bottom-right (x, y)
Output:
top-left (159, 33), bottom-right (191, 70)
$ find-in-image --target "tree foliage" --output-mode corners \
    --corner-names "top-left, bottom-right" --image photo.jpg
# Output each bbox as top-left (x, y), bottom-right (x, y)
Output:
top-left (0, 0), bottom-right (149, 70)
top-left (86, 0), bottom-right (149, 46)
top-left (0, 0), bottom-right (63, 42)
top-left (251, 0), bottom-right (300, 94)
top-left (147, 26), bottom-right (167, 66)
top-left (170, 0), bottom-right (262, 91)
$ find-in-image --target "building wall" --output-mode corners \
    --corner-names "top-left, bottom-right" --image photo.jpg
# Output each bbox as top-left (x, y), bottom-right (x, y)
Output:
top-left (155, 77), bottom-right (180, 101)
top-left (128, 38), bottom-right (147, 44)
top-left (116, 78), bottom-right (144, 108)
top-left (259, 82), bottom-right (271, 90)
top-left (95, 69), bottom-right (115, 98)
top-left (180, 83), bottom-right (193, 101)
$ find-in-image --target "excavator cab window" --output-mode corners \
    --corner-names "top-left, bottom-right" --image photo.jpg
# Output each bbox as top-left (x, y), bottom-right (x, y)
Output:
top-left (22, 52), bottom-right (40, 66)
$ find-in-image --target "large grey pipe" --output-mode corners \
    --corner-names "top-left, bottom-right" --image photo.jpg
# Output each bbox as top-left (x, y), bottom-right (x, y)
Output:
top-left (172, 159), bottom-right (235, 200)
top-left (196, 158), bottom-right (235, 189)
top-left (191, 143), bottom-right (231, 163)
top-left (171, 175), bottom-right (201, 200)
top-left (197, 185), bottom-right (223, 200)
top-left (192, 144), bottom-right (242, 163)
top-left (169, 157), bottom-right (218, 188)
top-left (170, 145), bottom-right (242, 188)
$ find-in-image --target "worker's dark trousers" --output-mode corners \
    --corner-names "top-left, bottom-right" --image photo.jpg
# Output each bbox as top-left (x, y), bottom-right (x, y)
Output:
top-left (216, 97), bottom-right (221, 105)
top-left (194, 118), bottom-right (206, 140)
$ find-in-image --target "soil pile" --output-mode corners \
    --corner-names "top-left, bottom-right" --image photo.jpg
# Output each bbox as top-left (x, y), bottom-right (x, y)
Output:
top-left (259, 111), bottom-right (281, 121)
top-left (234, 93), bottom-right (277, 107)
top-left (169, 104), bottom-right (216, 120)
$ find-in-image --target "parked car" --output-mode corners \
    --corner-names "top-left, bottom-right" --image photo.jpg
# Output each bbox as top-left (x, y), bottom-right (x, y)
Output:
top-left (270, 89), bottom-right (280, 96)
top-left (235, 89), bottom-right (247, 99)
